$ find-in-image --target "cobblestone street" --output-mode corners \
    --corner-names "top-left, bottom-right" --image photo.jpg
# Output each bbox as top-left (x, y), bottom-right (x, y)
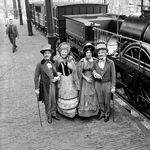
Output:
top-left (0, 19), bottom-right (150, 150)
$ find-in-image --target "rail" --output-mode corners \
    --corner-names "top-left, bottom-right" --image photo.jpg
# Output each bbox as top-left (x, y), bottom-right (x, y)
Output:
top-left (115, 89), bottom-right (150, 123)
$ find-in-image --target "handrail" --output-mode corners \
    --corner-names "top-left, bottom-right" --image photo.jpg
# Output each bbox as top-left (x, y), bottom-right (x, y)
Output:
top-left (93, 27), bottom-right (148, 45)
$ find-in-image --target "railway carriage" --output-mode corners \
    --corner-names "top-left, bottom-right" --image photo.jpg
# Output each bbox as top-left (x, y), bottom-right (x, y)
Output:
top-left (30, 2), bottom-right (108, 41)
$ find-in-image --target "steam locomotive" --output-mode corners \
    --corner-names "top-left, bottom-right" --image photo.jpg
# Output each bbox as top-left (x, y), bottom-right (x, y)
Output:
top-left (30, 1), bottom-right (150, 113)
top-left (65, 10), bottom-right (150, 112)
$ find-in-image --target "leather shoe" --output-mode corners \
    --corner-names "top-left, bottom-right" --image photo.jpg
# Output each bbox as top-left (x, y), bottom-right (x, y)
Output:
top-left (52, 115), bottom-right (60, 120)
top-left (12, 49), bottom-right (15, 53)
top-left (97, 115), bottom-right (105, 120)
top-left (47, 116), bottom-right (52, 124)
top-left (104, 116), bottom-right (109, 122)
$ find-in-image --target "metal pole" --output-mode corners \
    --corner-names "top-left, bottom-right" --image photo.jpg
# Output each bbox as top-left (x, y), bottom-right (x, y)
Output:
top-left (17, 0), bottom-right (23, 25)
top-left (25, 0), bottom-right (33, 36)
top-left (12, 0), bottom-right (18, 19)
top-left (4, 0), bottom-right (8, 18)
top-left (45, 0), bottom-right (56, 53)
top-left (112, 92), bottom-right (114, 122)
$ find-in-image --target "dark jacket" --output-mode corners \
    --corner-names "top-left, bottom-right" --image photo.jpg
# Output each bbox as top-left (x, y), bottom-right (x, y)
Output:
top-left (93, 58), bottom-right (116, 89)
top-left (6, 24), bottom-right (19, 38)
top-left (34, 60), bottom-right (57, 103)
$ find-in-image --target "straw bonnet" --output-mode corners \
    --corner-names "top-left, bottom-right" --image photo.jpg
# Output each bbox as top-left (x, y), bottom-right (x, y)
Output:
top-left (40, 44), bottom-right (54, 55)
top-left (82, 43), bottom-right (95, 52)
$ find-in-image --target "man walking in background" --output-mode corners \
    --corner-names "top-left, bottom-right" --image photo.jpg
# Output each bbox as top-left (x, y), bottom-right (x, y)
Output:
top-left (6, 18), bottom-right (19, 53)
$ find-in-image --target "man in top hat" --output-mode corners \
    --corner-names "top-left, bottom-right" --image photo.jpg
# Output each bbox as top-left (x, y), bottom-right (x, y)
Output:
top-left (93, 46), bottom-right (116, 122)
top-left (6, 18), bottom-right (19, 53)
top-left (34, 44), bottom-right (61, 124)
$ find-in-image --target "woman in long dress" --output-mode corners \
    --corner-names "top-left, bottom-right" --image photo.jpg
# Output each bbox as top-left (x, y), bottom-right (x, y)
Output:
top-left (78, 43), bottom-right (99, 117)
top-left (54, 42), bottom-right (80, 118)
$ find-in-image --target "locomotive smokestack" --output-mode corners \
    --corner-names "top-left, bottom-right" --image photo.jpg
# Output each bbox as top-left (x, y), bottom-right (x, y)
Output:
top-left (141, 0), bottom-right (144, 13)
top-left (140, 0), bottom-right (145, 18)
top-left (140, 0), bottom-right (150, 17)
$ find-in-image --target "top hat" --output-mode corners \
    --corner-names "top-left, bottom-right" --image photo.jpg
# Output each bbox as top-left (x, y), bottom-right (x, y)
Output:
top-left (95, 43), bottom-right (108, 53)
top-left (40, 44), bottom-right (54, 55)
top-left (82, 43), bottom-right (95, 52)
top-left (96, 47), bottom-right (108, 53)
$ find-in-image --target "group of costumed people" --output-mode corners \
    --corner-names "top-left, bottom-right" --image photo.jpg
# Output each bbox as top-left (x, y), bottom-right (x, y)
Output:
top-left (34, 42), bottom-right (116, 124)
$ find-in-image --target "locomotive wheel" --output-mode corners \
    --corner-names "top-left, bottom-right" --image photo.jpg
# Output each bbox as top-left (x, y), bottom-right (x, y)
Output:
top-left (121, 71), bottom-right (150, 111)
top-left (136, 82), bottom-right (150, 110)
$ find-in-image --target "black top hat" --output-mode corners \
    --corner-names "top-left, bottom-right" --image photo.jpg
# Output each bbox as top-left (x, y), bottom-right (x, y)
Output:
top-left (40, 44), bottom-right (54, 55)
top-left (82, 43), bottom-right (95, 52)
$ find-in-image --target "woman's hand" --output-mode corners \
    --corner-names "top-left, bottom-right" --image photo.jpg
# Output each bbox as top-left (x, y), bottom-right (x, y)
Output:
top-left (51, 76), bottom-right (60, 82)
top-left (67, 61), bottom-right (75, 70)
top-left (95, 73), bottom-right (102, 79)
top-left (57, 72), bottom-right (62, 77)
top-left (93, 70), bottom-right (102, 79)
top-left (84, 76), bottom-right (92, 83)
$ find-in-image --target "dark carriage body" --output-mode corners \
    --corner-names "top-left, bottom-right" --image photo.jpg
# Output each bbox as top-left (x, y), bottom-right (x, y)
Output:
top-left (54, 3), bottom-right (108, 41)
top-left (65, 13), bottom-right (123, 52)
top-left (30, 2), bottom-right (108, 41)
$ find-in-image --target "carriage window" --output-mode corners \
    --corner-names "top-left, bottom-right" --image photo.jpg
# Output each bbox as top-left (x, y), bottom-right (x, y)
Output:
top-left (140, 50), bottom-right (150, 64)
top-left (35, 6), bottom-right (41, 13)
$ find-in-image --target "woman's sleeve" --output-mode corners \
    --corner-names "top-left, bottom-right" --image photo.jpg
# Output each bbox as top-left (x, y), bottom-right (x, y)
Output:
top-left (76, 60), bottom-right (84, 86)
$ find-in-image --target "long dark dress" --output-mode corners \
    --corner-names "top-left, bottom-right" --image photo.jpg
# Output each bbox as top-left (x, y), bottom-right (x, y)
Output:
top-left (78, 57), bottom-right (99, 117)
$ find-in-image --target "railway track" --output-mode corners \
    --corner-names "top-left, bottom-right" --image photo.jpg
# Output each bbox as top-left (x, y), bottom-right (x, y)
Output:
top-left (115, 86), bottom-right (150, 124)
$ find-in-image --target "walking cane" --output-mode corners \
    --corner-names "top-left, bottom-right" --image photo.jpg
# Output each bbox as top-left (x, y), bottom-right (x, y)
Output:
top-left (112, 92), bottom-right (115, 122)
top-left (36, 95), bottom-right (42, 127)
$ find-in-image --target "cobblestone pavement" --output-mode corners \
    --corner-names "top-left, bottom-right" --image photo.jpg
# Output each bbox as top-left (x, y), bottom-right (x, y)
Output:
top-left (0, 18), bottom-right (150, 150)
